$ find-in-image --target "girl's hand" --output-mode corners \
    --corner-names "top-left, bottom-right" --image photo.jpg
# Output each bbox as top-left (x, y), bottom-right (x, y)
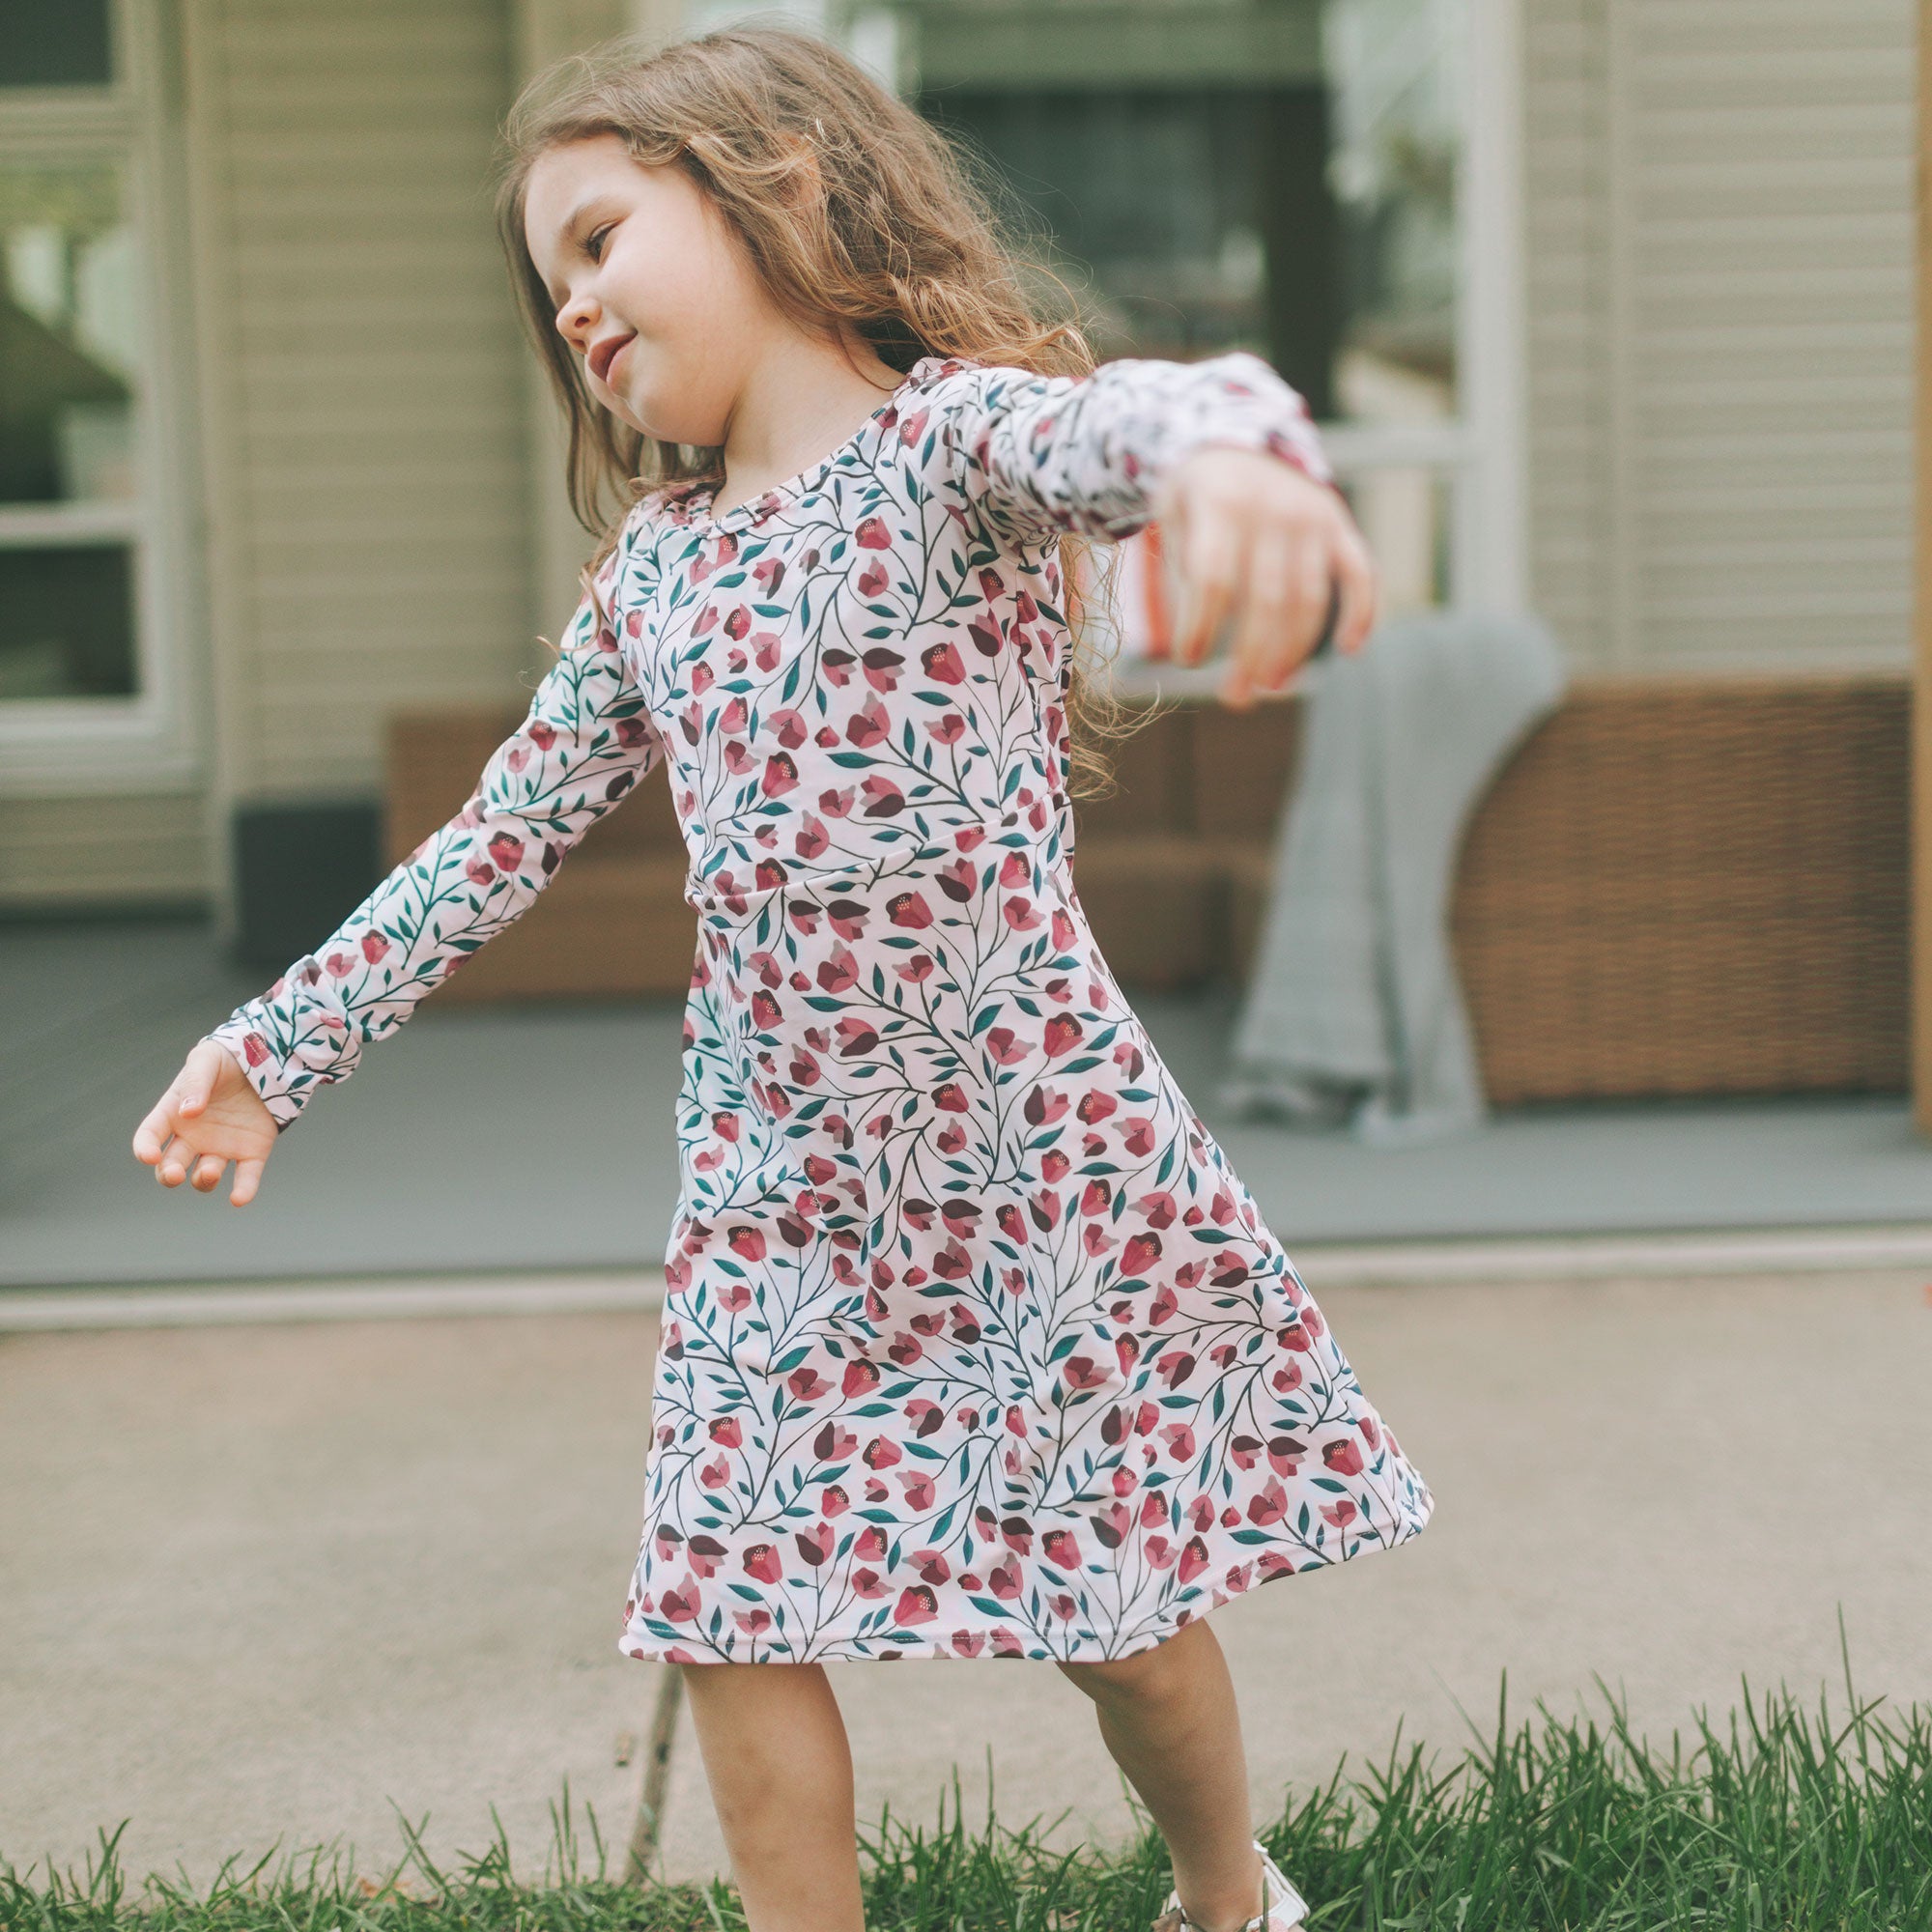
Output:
top-left (132, 1040), bottom-right (278, 1206)
top-left (1150, 446), bottom-right (1378, 708)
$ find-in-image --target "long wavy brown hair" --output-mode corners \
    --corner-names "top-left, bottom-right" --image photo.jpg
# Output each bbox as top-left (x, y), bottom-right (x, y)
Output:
top-left (491, 16), bottom-right (1148, 800)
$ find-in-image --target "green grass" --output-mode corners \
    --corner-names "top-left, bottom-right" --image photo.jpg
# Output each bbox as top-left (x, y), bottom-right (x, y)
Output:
top-left (6, 1623), bottom-right (1930, 1931)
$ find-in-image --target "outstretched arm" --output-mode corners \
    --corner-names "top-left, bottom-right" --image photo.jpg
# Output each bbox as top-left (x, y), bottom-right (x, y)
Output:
top-left (936, 349), bottom-right (1335, 547)
top-left (937, 350), bottom-right (1376, 702)
top-left (203, 575), bottom-right (666, 1130)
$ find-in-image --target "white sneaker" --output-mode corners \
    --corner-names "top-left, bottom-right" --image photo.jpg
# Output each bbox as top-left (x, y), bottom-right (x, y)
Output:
top-left (1156, 1839), bottom-right (1309, 1932)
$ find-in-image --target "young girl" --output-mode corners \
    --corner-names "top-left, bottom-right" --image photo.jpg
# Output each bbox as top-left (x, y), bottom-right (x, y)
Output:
top-left (133, 23), bottom-right (1433, 1931)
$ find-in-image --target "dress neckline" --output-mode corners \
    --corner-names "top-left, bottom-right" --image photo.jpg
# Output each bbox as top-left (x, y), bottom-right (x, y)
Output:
top-left (662, 353), bottom-right (954, 534)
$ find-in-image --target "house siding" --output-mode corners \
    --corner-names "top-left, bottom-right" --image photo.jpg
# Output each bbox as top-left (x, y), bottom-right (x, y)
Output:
top-left (1524, 0), bottom-right (1917, 673)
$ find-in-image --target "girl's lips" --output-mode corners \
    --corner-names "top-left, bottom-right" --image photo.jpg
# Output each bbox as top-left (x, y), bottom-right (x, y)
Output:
top-left (589, 332), bottom-right (635, 385)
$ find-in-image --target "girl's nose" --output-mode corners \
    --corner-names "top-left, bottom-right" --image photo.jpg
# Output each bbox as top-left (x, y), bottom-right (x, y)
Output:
top-left (556, 293), bottom-right (599, 347)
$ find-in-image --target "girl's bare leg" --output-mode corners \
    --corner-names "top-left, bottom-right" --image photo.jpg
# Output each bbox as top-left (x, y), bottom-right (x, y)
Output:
top-left (678, 1661), bottom-right (866, 1932)
top-left (1058, 1617), bottom-right (1273, 1932)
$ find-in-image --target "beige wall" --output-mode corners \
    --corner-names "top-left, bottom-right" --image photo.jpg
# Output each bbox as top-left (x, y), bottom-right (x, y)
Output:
top-left (1524, 0), bottom-right (1918, 675)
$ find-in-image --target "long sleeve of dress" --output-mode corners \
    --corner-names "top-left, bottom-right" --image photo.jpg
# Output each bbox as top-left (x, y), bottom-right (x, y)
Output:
top-left (204, 574), bottom-right (667, 1130)
top-left (934, 349), bottom-right (1334, 548)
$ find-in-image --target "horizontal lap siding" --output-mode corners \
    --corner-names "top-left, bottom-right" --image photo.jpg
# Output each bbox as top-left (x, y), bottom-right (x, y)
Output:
top-left (198, 0), bottom-right (530, 797)
top-left (1523, 0), bottom-right (1915, 673)
top-left (0, 795), bottom-right (208, 906)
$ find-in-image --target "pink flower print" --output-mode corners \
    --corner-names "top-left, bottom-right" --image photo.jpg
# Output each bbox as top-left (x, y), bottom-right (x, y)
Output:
top-left (853, 1523), bottom-right (888, 1562)
top-left (794, 1521), bottom-right (833, 1567)
top-left (886, 890), bottom-right (934, 929)
top-left (1278, 1320), bottom-right (1314, 1354)
top-left (1178, 1537), bottom-right (1211, 1584)
top-left (242, 1032), bottom-right (270, 1068)
top-left (718, 1280), bottom-right (753, 1314)
top-left (465, 857), bottom-right (495, 888)
top-left (982, 1027), bottom-right (1027, 1067)
top-left (1042, 1527), bottom-right (1081, 1571)
top-left (1160, 1422), bottom-right (1196, 1463)
top-left (968, 614), bottom-right (1003, 657)
top-left (820, 1483), bottom-right (850, 1518)
top-left (988, 1557), bottom-right (1023, 1600)
top-left (860, 647), bottom-right (905, 695)
top-left (915, 1548), bottom-right (950, 1583)
top-left (813, 1419), bottom-right (859, 1460)
top-left (1119, 1232), bottom-right (1162, 1278)
top-left (864, 1435), bottom-right (902, 1470)
top-left (895, 1585), bottom-right (939, 1627)
top-left (1145, 1536), bottom-right (1176, 1571)
top-left (1230, 1435), bottom-right (1262, 1471)
top-left (762, 753), bottom-right (799, 798)
top-left (851, 1569), bottom-right (887, 1599)
top-left (1322, 1437), bottom-right (1365, 1477)
top-left (698, 1455), bottom-right (731, 1490)
top-left (855, 515), bottom-right (891, 549)
top-left (1321, 1498), bottom-right (1359, 1529)
top-left (1062, 1354), bottom-right (1108, 1393)
top-left (922, 640), bottom-right (966, 684)
top-left (526, 720), bottom-right (555, 751)
top-left (735, 1608), bottom-right (773, 1635)
top-left (687, 1534), bottom-right (728, 1578)
top-left (845, 697), bottom-right (890, 749)
top-left (841, 1358), bottom-right (881, 1400)
top-left (1247, 1479), bottom-right (1289, 1527)
top-left (659, 1576), bottom-right (703, 1622)
top-left (487, 833), bottom-right (524, 873)
top-left (991, 1628), bottom-right (1027, 1658)
top-left (1049, 1593), bottom-right (1078, 1622)
top-left (860, 773), bottom-right (905, 816)
top-left (709, 1416), bottom-right (743, 1448)
top-left (905, 1398), bottom-right (946, 1438)
top-left (787, 1366), bottom-right (832, 1403)
top-left (1043, 1014), bottom-right (1084, 1057)
top-left (727, 1226), bottom-right (767, 1264)
top-left (325, 952), bottom-right (355, 979)
top-left (1092, 1501), bottom-right (1132, 1548)
top-left (896, 406), bottom-right (928, 446)
top-left (952, 1630), bottom-right (986, 1657)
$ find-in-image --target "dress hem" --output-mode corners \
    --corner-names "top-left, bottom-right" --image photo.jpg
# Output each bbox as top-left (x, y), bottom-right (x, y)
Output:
top-left (615, 1481), bottom-right (1434, 1665)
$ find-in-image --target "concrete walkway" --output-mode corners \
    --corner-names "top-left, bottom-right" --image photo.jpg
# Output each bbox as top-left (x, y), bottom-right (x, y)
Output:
top-left (5, 1264), bottom-right (1930, 1895)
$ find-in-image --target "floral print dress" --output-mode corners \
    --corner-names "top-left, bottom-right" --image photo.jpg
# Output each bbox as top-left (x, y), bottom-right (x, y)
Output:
top-left (208, 349), bottom-right (1435, 1663)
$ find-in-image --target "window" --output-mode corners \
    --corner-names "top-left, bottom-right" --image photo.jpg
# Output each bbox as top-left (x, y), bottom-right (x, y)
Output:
top-left (0, 0), bottom-right (200, 791)
top-left (839, 0), bottom-right (1521, 675)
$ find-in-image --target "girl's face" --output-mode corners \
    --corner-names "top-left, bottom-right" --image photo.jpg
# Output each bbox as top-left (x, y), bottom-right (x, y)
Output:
top-left (523, 132), bottom-right (771, 446)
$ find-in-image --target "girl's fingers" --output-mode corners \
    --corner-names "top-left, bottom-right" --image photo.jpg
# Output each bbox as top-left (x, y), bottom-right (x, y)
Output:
top-left (132, 1097), bottom-right (175, 1165)
top-left (1228, 526), bottom-right (1296, 696)
top-left (231, 1157), bottom-right (267, 1208)
top-left (1333, 526), bottom-right (1379, 654)
top-left (156, 1133), bottom-right (189, 1187)
top-left (191, 1153), bottom-right (225, 1193)
top-left (1173, 510), bottom-right (1240, 667)
top-left (1282, 532), bottom-right (1330, 679)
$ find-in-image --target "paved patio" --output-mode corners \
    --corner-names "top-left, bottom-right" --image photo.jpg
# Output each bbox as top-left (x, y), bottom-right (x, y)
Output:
top-left (6, 916), bottom-right (1931, 1288)
top-left (5, 1265), bottom-right (1929, 1893)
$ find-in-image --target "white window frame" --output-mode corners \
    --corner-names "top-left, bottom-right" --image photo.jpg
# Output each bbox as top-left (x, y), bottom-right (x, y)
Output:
top-left (830, 0), bottom-right (1528, 693)
top-left (0, 0), bottom-right (206, 797)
